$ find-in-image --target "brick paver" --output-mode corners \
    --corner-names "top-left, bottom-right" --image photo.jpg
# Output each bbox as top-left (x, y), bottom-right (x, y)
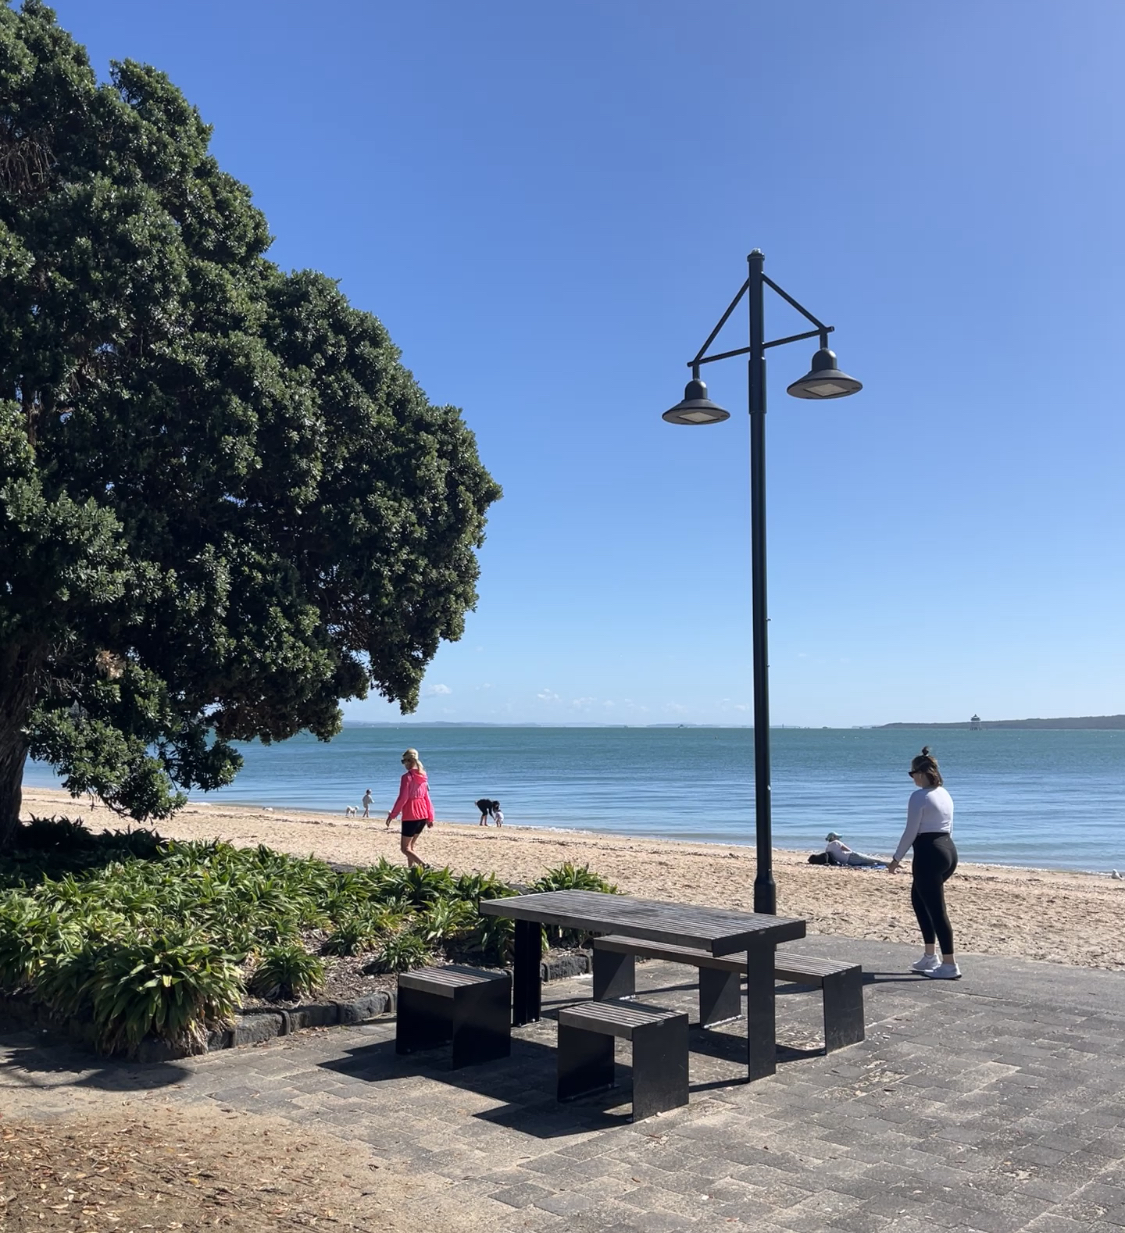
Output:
top-left (3, 935), bottom-right (1124, 1231)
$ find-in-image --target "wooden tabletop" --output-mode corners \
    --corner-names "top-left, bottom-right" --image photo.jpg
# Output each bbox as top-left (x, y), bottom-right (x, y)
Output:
top-left (479, 890), bottom-right (805, 955)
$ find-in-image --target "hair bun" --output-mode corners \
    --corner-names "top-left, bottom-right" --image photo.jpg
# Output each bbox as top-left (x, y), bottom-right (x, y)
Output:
top-left (920, 746), bottom-right (930, 757)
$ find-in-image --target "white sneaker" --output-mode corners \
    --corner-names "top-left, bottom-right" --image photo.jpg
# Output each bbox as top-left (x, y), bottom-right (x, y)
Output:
top-left (910, 954), bottom-right (940, 973)
top-left (923, 962), bottom-right (961, 980)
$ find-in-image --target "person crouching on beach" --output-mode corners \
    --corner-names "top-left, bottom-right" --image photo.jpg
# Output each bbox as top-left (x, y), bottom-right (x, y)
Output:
top-left (386, 749), bottom-right (434, 868)
top-left (887, 746), bottom-right (961, 980)
top-left (475, 798), bottom-right (493, 826)
top-left (824, 833), bottom-right (885, 867)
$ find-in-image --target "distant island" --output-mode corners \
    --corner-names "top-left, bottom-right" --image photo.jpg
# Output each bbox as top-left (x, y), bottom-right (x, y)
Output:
top-left (879, 715), bottom-right (1125, 730)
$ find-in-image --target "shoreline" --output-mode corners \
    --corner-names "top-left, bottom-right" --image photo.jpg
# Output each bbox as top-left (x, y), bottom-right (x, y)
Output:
top-left (22, 782), bottom-right (1116, 879)
top-left (17, 787), bottom-right (1125, 972)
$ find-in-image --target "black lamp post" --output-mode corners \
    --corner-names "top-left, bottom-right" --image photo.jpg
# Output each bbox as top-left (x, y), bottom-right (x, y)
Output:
top-left (663, 250), bottom-right (861, 914)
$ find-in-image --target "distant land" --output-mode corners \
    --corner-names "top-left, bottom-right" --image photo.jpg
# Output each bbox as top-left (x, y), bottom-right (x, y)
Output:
top-left (879, 715), bottom-right (1125, 730)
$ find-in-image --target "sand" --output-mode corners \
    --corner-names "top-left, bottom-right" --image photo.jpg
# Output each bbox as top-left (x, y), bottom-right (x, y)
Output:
top-left (18, 787), bottom-right (1125, 972)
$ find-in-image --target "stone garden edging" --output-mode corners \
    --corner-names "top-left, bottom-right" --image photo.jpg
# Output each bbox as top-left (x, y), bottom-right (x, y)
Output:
top-left (0, 951), bottom-right (592, 1063)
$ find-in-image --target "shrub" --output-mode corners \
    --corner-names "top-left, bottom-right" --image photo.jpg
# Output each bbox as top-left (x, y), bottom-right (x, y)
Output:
top-left (15, 816), bottom-right (92, 851)
top-left (369, 930), bottom-right (430, 974)
top-left (412, 900), bottom-right (475, 949)
top-left (84, 932), bottom-right (243, 1056)
top-left (249, 944), bottom-right (325, 1001)
top-left (529, 862), bottom-right (618, 895)
top-left (465, 913), bottom-right (513, 965)
top-left (0, 898), bottom-right (83, 990)
top-left (323, 909), bottom-right (404, 957)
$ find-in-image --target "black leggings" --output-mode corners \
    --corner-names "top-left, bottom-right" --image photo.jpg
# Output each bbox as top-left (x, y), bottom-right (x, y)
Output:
top-left (910, 832), bottom-right (958, 955)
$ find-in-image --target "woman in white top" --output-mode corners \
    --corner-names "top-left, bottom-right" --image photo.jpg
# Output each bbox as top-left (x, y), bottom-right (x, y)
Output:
top-left (887, 747), bottom-right (960, 979)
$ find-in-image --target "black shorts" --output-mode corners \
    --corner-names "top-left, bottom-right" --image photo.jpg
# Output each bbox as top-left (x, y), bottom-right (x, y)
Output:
top-left (401, 818), bottom-right (427, 838)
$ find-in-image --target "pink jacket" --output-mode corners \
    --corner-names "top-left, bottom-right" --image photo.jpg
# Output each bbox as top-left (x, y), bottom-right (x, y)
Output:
top-left (388, 770), bottom-right (434, 823)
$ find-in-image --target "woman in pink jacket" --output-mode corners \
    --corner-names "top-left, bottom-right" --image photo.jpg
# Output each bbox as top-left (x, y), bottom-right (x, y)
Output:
top-left (385, 748), bottom-right (434, 868)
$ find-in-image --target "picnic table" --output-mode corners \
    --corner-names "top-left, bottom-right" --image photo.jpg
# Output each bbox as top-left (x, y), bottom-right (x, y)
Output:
top-left (480, 889), bottom-right (806, 1080)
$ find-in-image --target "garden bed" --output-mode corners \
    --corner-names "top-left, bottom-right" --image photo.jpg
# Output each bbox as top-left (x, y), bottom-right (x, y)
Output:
top-left (0, 816), bottom-right (610, 1061)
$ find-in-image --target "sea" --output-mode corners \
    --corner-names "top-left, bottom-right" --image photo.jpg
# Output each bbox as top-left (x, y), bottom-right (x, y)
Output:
top-left (22, 725), bottom-right (1125, 874)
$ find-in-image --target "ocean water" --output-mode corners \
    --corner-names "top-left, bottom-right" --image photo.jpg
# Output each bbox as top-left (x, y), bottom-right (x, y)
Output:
top-left (23, 725), bottom-right (1125, 873)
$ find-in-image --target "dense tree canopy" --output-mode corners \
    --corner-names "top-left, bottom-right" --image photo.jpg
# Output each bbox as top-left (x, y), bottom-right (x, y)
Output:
top-left (0, 0), bottom-right (501, 846)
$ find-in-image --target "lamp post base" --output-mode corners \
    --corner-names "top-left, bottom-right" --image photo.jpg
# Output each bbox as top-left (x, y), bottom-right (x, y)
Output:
top-left (753, 873), bottom-right (777, 916)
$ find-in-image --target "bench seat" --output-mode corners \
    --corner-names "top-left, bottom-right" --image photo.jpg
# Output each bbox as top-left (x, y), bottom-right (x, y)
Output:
top-left (557, 999), bottom-right (689, 1120)
top-left (592, 935), bottom-right (864, 1051)
top-left (396, 965), bottom-right (511, 1069)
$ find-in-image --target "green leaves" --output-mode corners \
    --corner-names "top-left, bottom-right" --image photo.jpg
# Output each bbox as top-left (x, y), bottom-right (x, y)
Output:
top-left (0, 2), bottom-right (500, 844)
top-left (248, 943), bottom-right (324, 1002)
top-left (0, 820), bottom-right (618, 1056)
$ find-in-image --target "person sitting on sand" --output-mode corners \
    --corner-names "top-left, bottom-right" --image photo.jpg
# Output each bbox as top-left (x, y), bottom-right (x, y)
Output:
top-left (825, 832), bottom-right (885, 868)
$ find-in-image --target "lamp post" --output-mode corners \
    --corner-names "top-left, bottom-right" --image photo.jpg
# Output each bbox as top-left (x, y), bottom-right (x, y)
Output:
top-left (663, 250), bottom-right (861, 914)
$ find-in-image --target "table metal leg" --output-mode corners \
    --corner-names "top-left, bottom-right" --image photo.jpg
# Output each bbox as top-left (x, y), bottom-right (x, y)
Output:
top-left (745, 944), bottom-right (777, 1081)
top-left (512, 919), bottom-right (542, 1025)
top-left (592, 948), bottom-right (635, 1001)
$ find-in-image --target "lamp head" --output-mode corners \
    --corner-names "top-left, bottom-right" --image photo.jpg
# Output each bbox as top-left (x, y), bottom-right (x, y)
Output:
top-left (786, 348), bottom-right (862, 400)
top-left (662, 377), bottom-right (731, 425)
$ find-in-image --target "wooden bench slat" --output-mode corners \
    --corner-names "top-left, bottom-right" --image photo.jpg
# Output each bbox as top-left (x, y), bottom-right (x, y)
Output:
top-left (593, 935), bottom-right (858, 985)
top-left (398, 965), bottom-right (510, 997)
top-left (558, 1000), bottom-right (685, 1040)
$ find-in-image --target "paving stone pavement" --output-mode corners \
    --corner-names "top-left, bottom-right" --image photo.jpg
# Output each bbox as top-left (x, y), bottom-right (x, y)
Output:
top-left (3, 934), bottom-right (1125, 1232)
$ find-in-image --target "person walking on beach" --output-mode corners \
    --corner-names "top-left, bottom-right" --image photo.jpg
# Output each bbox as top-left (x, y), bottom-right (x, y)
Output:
top-left (888, 747), bottom-right (960, 979)
top-left (361, 789), bottom-right (373, 818)
top-left (824, 833), bottom-right (885, 867)
top-left (492, 801), bottom-right (503, 828)
top-left (386, 749), bottom-right (434, 868)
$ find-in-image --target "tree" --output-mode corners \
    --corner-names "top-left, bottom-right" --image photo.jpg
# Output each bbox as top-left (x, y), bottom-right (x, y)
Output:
top-left (0, 1), bottom-right (501, 848)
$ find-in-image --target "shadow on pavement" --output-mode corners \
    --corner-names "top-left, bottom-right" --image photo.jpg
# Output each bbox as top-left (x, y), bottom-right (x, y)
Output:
top-left (0, 1031), bottom-right (192, 1093)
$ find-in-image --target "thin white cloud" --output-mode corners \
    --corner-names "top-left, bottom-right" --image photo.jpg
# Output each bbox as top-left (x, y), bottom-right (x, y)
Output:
top-left (571, 696), bottom-right (597, 707)
top-left (537, 689), bottom-right (560, 701)
top-left (427, 683), bottom-right (452, 696)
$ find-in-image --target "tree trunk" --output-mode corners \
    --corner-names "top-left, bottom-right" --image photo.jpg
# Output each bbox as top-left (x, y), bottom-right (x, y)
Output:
top-left (0, 640), bottom-right (43, 851)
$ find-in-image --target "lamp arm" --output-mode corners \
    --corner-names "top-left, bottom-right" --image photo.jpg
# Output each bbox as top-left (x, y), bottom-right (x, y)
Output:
top-left (685, 269), bottom-right (838, 371)
top-left (690, 278), bottom-right (750, 367)
top-left (760, 274), bottom-right (830, 332)
top-left (687, 325), bottom-right (833, 369)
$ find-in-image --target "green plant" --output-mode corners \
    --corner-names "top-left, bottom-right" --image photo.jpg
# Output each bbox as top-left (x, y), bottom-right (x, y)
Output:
top-left (16, 817), bottom-right (91, 852)
top-left (529, 863), bottom-right (618, 895)
top-left (369, 931), bottom-right (430, 974)
top-left (451, 871), bottom-right (515, 904)
top-left (323, 909), bottom-right (403, 957)
top-left (412, 900), bottom-right (475, 948)
top-left (465, 913), bottom-right (513, 965)
top-left (0, 898), bottom-right (83, 990)
top-left (249, 944), bottom-right (325, 1001)
top-left (84, 932), bottom-right (243, 1055)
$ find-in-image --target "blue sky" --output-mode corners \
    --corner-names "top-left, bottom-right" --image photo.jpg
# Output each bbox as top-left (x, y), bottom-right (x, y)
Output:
top-left (52, 0), bottom-right (1125, 727)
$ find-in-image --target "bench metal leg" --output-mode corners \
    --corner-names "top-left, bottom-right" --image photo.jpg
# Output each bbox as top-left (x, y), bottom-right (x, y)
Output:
top-left (745, 945), bottom-right (777, 1081)
top-left (821, 967), bottom-right (865, 1052)
top-left (631, 1015), bottom-right (689, 1121)
top-left (396, 987), bottom-right (452, 1056)
top-left (557, 1025), bottom-right (615, 1102)
top-left (452, 974), bottom-right (512, 1068)
top-left (592, 948), bottom-right (636, 1001)
top-left (512, 920), bottom-right (542, 1025)
top-left (699, 967), bottom-right (741, 1028)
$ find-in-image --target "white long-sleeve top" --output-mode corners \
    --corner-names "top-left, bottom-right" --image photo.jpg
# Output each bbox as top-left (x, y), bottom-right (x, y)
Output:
top-left (893, 786), bottom-right (954, 862)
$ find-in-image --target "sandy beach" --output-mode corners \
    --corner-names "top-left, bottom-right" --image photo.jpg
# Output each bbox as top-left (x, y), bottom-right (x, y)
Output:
top-left (18, 786), bottom-right (1125, 972)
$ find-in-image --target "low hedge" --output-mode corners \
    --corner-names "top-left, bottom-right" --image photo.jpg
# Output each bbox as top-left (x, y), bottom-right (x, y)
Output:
top-left (0, 817), bottom-right (615, 1057)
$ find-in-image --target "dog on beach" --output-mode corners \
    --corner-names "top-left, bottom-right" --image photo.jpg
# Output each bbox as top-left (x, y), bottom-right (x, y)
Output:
top-left (344, 805), bottom-right (359, 817)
